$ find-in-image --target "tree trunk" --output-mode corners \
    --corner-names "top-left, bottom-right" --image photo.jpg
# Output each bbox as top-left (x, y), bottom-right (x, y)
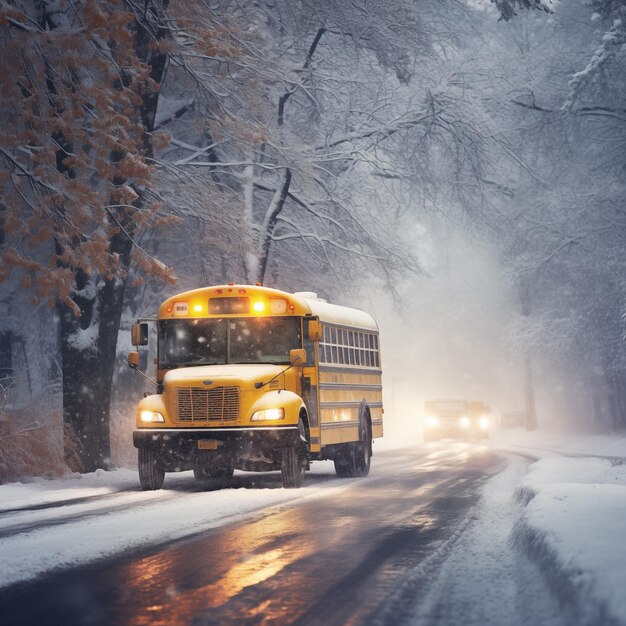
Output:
top-left (256, 169), bottom-right (292, 284)
top-left (519, 275), bottom-right (538, 430)
top-left (59, 226), bottom-right (135, 472)
top-left (606, 369), bottom-right (626, 431)
top-left (59, 3), bottom-right (170, 471)
top-left (524, 350), bottom-right (538, 431)
top-left (59, 315), bottom-right (109, 472)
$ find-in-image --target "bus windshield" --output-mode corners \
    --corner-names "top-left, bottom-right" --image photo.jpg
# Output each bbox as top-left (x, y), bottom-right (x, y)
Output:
top-left (158, 317), bottom-right (302, 368)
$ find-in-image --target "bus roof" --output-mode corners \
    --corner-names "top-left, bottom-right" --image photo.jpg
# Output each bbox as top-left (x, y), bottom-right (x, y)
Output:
top-left (158, 284), bottom-right (379, 331)
top-left (297, 295), bottom-right (378, 331)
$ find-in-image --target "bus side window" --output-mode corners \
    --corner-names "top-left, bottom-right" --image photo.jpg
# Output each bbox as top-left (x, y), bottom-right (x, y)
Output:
top-left (373, 335), bottom-right (380, 368)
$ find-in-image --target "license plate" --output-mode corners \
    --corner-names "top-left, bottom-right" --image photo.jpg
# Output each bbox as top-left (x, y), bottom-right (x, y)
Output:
top-left (198, 439), bottom-right (218, 450)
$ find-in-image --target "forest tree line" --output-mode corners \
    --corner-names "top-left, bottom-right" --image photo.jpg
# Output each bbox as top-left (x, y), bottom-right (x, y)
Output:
top-left (0, 0), bottom-right (624, 478)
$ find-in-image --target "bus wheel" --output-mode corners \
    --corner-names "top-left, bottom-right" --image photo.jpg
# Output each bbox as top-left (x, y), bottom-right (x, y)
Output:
top-left (333, 447), bottom-right (354, 477)
top-left (334, 423), bottom-right (371, 478)
top-left (281, 418), bottom-right (306, 488)
top-left (138, 448), bottom-right (164, 491)
top-left (281, 446), bottom-right (304, 488)
top-left (354, 423), bottom-right (372, 477)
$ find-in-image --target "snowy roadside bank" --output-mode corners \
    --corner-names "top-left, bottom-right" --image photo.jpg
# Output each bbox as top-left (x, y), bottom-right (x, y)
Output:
top-left (512, 455), bottom-right (626, 626)
top-left (493, 431), bottom-right (626, 626)
top-left (373, 457), bottom-right (558, 626)
top-left (373, 432), bottom-right (626, 626)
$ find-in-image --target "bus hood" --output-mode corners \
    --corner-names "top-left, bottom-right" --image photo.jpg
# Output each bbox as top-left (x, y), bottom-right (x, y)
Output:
top-left (162, 364), bottom-right (286, 390)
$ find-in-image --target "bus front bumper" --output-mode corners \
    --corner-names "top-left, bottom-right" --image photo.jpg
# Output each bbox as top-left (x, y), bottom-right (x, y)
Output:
top-left (133, 426), bottom-right (302, 471)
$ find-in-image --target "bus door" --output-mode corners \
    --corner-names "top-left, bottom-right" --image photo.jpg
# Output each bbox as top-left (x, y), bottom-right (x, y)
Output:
top-left (302, 317), bottom-right (321, 453)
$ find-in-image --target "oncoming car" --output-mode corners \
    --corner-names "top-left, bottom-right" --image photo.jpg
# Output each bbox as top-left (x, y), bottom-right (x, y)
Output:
top-left (423, 399), bottom-right (490, 441)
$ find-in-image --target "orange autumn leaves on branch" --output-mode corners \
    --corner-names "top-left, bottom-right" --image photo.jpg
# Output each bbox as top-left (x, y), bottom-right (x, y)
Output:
top-left (0, 0), bottom-right (174, 315)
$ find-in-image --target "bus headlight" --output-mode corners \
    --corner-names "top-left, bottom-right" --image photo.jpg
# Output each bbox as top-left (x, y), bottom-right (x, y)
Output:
top-left (251, 408), bottom-right (285, 421)
top-left (459, 416), bottom-right (470, 428)
top-left (479, 416), bottom-right (490, 430)
top-left (425, 416), bottom-right (439, 427)
top-left (140, 410), bottom-right (165, 423)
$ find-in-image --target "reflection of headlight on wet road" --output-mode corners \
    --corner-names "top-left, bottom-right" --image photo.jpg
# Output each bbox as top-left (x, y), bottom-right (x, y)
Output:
top-left (459, 416), bottom-right (470, 428)
top-left (479, 416), bottom-right (490, 429)
top-left (425, 416), bottom-right (439, 427)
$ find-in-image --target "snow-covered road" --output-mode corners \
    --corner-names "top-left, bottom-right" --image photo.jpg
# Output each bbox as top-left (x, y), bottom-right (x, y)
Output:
top-left (1, 433), bottom-right (625, 626)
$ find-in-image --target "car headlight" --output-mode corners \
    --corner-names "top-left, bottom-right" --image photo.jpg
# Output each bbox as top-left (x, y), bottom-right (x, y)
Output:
top-left (479, 416), bottom-right (490, 429)
top-left (425, 416), bottom-right (439, 427)
top-left (459, 416), bottom-right (470, 428)
top-left (140, 410), bottom-right (165, 423)
top-left (251, 408), bottom-right (285, 421)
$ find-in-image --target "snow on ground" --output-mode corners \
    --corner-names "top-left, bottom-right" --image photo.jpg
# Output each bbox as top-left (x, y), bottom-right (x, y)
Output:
top-left (372, 429), bottom-right (626, 626)
top-left (494, 428), bottom-right (626, 459)
top-left (2, 429), bottom-right (626, 626)
top-left (0, 461), bottom-right (345, 589)
top-left (515, 457), bottom-right (626, 625)
top-left (375, 456), bottom-right (568, 626)
top-left (442, 430), bottom-right (626, 626)
top-left (0, 467), bottom-right (140, 510)
top-left (497, 430), bottom-right (626, 626)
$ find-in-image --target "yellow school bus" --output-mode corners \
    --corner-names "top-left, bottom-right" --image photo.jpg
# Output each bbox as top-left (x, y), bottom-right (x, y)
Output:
top-left (129, 284), bottom-right (383, 490)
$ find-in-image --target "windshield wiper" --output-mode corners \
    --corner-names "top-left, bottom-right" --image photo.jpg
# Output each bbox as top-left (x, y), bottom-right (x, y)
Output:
top-left (255, 354), bottom-right (303, 389)
top-left (229, 360), bottom-right (287, 365)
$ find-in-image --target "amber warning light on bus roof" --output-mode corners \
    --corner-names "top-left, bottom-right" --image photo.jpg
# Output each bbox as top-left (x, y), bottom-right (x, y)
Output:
top-left (164, 295), bottom-right (296, 316)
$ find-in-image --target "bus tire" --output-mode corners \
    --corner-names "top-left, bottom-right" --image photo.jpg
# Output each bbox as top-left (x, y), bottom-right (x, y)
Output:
top-left (354, 420), bottom-right (372, 477)
top-left (333, 446), bottom-right (354, 477)
top-left (281, 445), bottom-right (304, 488)
top-left (138, 447), bottom-right (164, 491)
top-left (334, 407), bottom-right (371, 478)
top-left (281, 416), bottom-right (306, 488)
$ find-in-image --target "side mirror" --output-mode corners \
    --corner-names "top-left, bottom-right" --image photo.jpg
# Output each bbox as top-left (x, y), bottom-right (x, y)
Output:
top-left (290, 348), bottom-right (307, 366)
top-left (131, 322), bottom-right (149, 346)
top-left (128, 351), bottom-right (140, 369)
top-left (307, 319), bottom-right (322, 342)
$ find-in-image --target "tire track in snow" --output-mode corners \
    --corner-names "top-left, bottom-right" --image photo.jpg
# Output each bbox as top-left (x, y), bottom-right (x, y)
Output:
top-left (370, 454), bottom-right (569, 626)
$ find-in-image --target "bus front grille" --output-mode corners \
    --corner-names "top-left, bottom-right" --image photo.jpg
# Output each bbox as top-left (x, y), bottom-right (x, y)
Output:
top-left (176, 386), bottom-right (240, 423)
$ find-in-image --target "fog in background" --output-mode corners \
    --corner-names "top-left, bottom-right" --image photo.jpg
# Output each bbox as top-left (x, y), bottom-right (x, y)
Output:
top-left (366, 220), bottom-right (609, 442)
top-left (1, 0), bottom-right (625, 477)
